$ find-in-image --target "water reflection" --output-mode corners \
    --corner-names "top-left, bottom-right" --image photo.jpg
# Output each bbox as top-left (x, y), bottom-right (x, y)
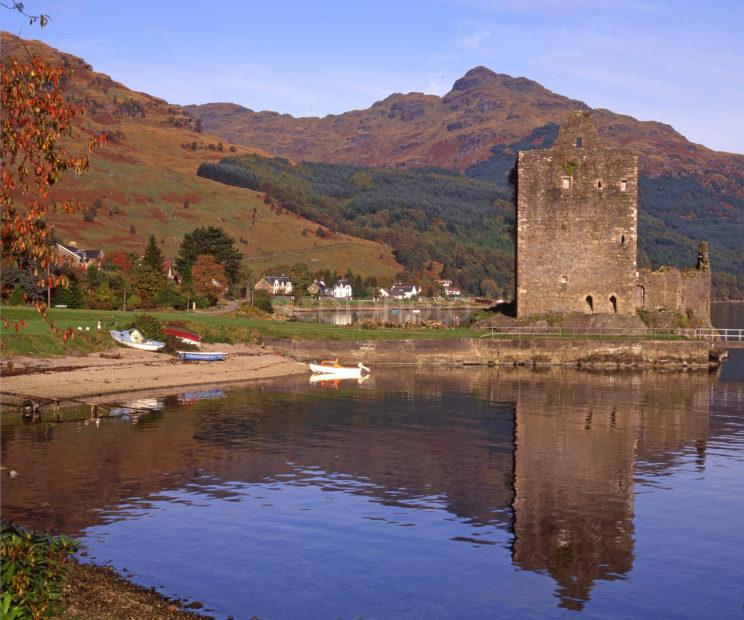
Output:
top-left (2, 365), bottom-right (742, 618)
top-left (295, 306), bottom-right (475, 326)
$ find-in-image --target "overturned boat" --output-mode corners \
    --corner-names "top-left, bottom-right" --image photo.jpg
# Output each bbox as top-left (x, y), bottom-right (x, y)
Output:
top-left (164, 327), bottom-right (201, 347)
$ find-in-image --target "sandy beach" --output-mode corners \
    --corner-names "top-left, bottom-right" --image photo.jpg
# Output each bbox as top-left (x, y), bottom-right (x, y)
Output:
top-left (1, 344), bottom-right (306, 401)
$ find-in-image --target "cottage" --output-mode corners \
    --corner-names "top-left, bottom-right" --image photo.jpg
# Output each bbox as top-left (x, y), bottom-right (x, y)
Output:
top-left (376, 287), bottom-right (390, 299)
top-left (332, 279), bottom-right (353, 299)
top-left (307, 279), bottom-right (329, 297)
top-left (390, 284), bottom-right (420, 300)
top-left (254, 275), bottom-right (293, 295)
top-left (55, 242), bottom-right (104, 271)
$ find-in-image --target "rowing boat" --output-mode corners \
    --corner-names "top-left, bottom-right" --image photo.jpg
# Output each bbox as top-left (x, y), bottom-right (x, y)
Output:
top-left (110, 329), bottom-right (165, 352)
top-left (177, 351), bottom-right (228, 362)
top-left (308, 358), bottom-right (370, 378)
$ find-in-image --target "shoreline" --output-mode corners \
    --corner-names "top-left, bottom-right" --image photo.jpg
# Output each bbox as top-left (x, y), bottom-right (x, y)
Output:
top-left (56, 559), bottom-right (212, 619)
top-left (0, 336), bottom-right (720, 405)
top-left (1, 343), bottom-right (306, 402)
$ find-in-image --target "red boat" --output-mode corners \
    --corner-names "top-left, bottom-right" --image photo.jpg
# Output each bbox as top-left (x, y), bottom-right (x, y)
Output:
top-left (164, 327), bottom-right (201, 347)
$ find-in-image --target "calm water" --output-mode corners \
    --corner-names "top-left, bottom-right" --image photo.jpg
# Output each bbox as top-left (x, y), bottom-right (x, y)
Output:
top-left (294, 306), bottom-right (476, 326)
top-left (2, 313), bottom-right (744, 619)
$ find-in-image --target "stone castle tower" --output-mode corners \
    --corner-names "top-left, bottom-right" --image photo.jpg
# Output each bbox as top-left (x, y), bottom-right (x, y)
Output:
top-left (516, 111), bottom-right (638, 317)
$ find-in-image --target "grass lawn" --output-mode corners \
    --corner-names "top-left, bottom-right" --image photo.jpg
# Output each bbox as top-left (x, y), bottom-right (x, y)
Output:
top-left (0, 305), bottom-right (684, 358)
top-left (0, 305), bottom-right (480, 357)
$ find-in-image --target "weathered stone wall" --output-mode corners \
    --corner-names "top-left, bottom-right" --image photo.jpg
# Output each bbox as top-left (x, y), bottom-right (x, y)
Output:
top-left (637, 267), bottom-right (711, 325)
top-left (265, 337), bottom-right (711, 368)
top-left (516, 111), bottom-right (638, 317)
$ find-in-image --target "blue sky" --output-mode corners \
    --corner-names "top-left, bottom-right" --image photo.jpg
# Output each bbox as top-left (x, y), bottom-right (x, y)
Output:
top-left (3, 0), bottom-right (743, 153)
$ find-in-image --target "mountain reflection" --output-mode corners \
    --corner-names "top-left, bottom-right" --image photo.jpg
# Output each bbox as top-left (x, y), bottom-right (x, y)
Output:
top-left (0, 367), bottom-right (717, 611)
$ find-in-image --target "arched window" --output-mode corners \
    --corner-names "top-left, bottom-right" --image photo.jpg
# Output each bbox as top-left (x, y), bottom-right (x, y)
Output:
top-left (621, 234), bottom-right (626, 245)
top-left (635, 285), bottom-right (645, 308)
top-left (610, 295), bottom-right (618, 314)
top-left (586, 295), bottom-right (594, 312)
top-left (575, 137), bottom-right (583, 147)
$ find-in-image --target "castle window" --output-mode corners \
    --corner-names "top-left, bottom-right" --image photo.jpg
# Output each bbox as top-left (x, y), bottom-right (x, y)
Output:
top-left (620, 179), bottom-right (628, 192)
top-left (635, 285), bottom-right (645, 308)
top-left (610, 295), bottom-right (618, 314)
top-left (560, 275), bottom-right (568, 285)
top-left (586, 295), bottom-right (594, 312)
top-left (575, 137), bottom-right (583, 147)
top-left (621, 234), bottom-right (626, 245)
top-left (596, 179), bottom-right (602, 189)
top-left (561, 176), bottom-right (572, 189)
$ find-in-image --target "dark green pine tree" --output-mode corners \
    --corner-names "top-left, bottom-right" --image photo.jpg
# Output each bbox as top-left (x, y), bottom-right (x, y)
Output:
top-left (142, 233), bottom-right (165, 272)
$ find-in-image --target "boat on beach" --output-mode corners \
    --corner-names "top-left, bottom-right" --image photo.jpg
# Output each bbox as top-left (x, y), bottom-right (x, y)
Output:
top-left (110, 329), bottom-right (165, 352)
top-left (177, 351), bottom-right (228, 362)
top-left (164, 327), bottom-right (201, 347)
top-left (309, 359), bottom-right (371, 378)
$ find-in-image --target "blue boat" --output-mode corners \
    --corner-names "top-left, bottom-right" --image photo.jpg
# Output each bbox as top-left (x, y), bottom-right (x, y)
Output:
top-left (177, 351), bottom-right (228, 362)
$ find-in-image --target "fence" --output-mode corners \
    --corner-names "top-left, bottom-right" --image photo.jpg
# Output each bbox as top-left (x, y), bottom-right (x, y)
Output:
top-left (478, 326), bottom-right (744, 343)
top-left (478, 326), bottom-right (678, 339)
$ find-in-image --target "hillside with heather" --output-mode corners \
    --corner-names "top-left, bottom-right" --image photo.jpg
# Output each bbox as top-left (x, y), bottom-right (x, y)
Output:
top-left (0, 33), bottom-right (401, 278)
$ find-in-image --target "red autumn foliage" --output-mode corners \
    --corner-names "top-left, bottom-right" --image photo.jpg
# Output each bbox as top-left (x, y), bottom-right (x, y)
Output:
top-left (1, 56), bottom-right (105, 289)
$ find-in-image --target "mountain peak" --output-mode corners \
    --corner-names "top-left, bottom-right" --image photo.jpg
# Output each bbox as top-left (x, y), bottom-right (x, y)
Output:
top-left (451, 66), bottom-right (499, 92)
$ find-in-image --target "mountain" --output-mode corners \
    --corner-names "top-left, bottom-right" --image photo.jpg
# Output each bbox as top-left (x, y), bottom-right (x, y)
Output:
top-left (187, 66), bottom-right (744, 296)
top-left (1, 33), bottom-right (401, 278)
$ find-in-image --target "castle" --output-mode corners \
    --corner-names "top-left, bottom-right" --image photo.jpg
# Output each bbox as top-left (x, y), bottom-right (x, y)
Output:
top-left (516, 111), bottom-right (711, 324)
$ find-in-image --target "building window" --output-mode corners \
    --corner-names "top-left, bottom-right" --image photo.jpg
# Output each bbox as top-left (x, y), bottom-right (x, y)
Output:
top-left (575, 137), bottom-right (583, 147)
top-left (621, 234), bottom-right (626, 245)
top-left (561, 176), bottom-right (572, 189)
top-left (560, 275), bottom-right (568, 285)
top-left (596, 179), bottom-right (602, 189)
top-left (610, 295), bottom-right (618, 314)
top-left (586, 295), bottom-right (594, 312)
top-left (620, 179), bottom-right (628, 192)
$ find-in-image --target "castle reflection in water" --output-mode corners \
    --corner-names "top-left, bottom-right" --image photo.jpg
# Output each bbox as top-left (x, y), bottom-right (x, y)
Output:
top-left (3, 365), bottom-right (737, 611)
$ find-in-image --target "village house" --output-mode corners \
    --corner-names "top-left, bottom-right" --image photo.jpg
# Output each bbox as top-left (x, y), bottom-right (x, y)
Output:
top-left (376, 287), bottom-right (390, 299)
top-left (332, 279), bottom-right (353, 299)
top-left (307, 279), bottom-right (329, 297)
top-left (162, 258), bottom-right (179, 282)
top-left (390, 284), bottom-right (420, 300)
top-left (55, 242), bottom-right (104, 271)
top-left (254, 275), bottom-right (293, 296)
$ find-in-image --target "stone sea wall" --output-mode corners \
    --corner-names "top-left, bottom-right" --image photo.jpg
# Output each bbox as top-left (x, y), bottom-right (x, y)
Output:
top-left (264, 337), bottom-right (713, 369)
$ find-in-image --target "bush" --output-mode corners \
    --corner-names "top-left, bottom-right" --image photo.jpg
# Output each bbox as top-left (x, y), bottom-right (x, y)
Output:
top-left (1, 522), bottom-right (78, 619)
top-left (8, 284), bottom-right (25, 305)
top-left (130, 314), bottom-right (165, 341)
top-left (252, 289), bottom-right (273, 314)
top-left (51, 282), bottom-right (85, 309)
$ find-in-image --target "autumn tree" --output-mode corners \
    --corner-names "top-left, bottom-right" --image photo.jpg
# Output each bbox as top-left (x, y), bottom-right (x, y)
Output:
top-left (191, 254), bottom-right (227, 305)
top-left (1, 54), bottom-right (105, 296)
top-left (176, 226), bottom-right (242, 286)
top-left (109, 250), bottom-right (133, 273)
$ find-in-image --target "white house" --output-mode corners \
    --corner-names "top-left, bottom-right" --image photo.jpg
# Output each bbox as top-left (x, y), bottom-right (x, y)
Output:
top-left (390, 284), bottom-right (420, 300)
top-left (254, 275), bottom-right (293, 295)
top-left (332, 279), bottom-right (353, 299)
top-left (376, 287), bottom-right (390, 299)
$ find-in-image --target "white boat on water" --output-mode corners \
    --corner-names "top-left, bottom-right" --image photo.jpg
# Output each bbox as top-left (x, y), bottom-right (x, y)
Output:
top-left (110, 329), bottom-right (165, 352)
top-left (309, 359), bottom-right (370, 378)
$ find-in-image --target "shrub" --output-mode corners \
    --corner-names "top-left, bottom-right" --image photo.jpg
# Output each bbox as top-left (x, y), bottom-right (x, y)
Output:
top-left (8, 283), bottom-right (25, 305)
top-left (131, 314), bottom-right (165, 341)
top-left (0, 522), bottom-right (78, 619)
top-left (252, 289), bottom-right (273, 314)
